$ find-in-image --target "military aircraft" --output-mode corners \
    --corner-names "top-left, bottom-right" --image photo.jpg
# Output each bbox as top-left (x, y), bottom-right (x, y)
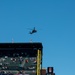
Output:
top-left (29, 27), bottom-right (37, 34)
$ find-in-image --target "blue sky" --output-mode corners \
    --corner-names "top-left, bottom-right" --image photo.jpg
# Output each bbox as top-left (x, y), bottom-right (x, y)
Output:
top-left (0, 0), bottom-right (75, 75)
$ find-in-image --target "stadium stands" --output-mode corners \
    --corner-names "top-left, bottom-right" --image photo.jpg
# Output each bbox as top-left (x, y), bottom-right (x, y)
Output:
top-left (0, 43), bottom-right (43, 75)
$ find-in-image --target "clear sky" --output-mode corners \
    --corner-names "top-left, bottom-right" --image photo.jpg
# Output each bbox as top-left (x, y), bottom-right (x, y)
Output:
top-left (0, 0), bottom-right (75, 75)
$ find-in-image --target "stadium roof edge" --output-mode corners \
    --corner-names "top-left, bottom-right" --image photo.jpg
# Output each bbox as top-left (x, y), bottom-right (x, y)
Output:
top-left (0, 42), bottom-right (43, 49)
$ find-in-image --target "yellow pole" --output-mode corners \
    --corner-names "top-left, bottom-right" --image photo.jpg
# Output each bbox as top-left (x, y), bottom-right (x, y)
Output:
top-left (37, 50), bottom-right (41, 75)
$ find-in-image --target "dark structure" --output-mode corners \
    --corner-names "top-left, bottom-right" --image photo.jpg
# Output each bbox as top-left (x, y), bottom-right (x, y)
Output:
top-left (0, 42), bottom-right (55, 75)
top-left (46, 67), bottom-right (55, 75)
top-left (0, 43), bottom-right (43, 75)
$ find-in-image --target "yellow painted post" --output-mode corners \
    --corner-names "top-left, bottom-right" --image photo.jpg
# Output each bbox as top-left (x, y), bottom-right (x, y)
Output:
top-left (37, 50), bottom-right (41, 75)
